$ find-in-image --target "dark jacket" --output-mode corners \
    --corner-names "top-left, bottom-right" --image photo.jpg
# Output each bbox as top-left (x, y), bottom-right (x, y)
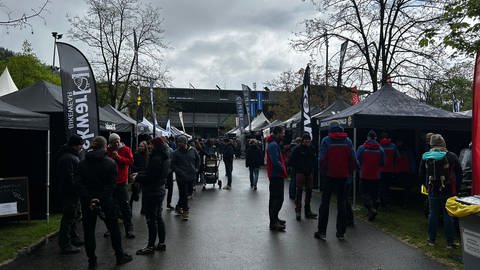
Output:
top-left (172, 146), bottom-right (200, 182)
top-left (357, 139), bottom-right (385, 180)
top-left (246, 144), bottom-right (263, 168)
top-left (75, 149), bottom-right (117, 203)
top-left (319, 132), bottom-right (356, 178)
top-left (136, 148), bottom-right (170, 196)
top-left (419, 150), bottom-right (462, 197)
top-left (266, 135), bottom-right (287, 179)
top-left (223, 143), bottom-right (235, 162)
top-left (289, 144), bottom-right (315, 175)
top-left (56, 145), bottom-right (81, 199)
top-left (132, 151), bottom-right (148, 173)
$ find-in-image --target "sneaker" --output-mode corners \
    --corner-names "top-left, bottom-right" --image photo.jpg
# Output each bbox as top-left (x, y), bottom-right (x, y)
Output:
top-left (60, 245), bottom-right (81, 255)
top-left (103, 231), bottom-right (110, 237)
top-left (336, 232), bottom-right (345, 241)
top-left (446, 243), bottom-right (459, 249)
top-left (296, 212), bottom-right (301, 221)
top-left (305, 212), bottom-right (318, 219)
top-left (254, 186), bottom-right (257, 190)
top-left (175, 207), bottom-right (183, 216)
top-left (136, 246), bottom-right (155, 255)
top-left (182, 210), bottom-right (189, 221)
top-left (278, 218), bottom-right (286, 225)
top-left (427, 239), bottom-right (435, 246)
top-left (314, 232), bottom-right (326, 241)
top-left (155, 243), bottom-right (166, 252)
top-left (166, 204), bottom-right (174, 211)
top-left (126, 232), bottom-right (135, 239)
top-left (223, 185), bottom-right (231, 190)
top-left (71, 238), bottom-right (84, 247)
top-left (116, 254), bottom-right (133, 265)
top-left (269, 222), bottom-right (286, 231)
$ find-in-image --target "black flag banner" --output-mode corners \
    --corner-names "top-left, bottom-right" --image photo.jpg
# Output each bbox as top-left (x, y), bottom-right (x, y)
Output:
top-left (57, 42), bottom-right (99, 150)
top-left (302, 64), bottom-right (312, 136)
top-left (235, 96), bottom-right (245, 134)
top-left (336, 40), bottom-right (349, 95)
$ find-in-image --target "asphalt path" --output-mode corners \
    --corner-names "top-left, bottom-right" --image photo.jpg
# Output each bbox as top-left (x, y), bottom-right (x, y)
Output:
top-left (1, 159), bottom-right (451, 270)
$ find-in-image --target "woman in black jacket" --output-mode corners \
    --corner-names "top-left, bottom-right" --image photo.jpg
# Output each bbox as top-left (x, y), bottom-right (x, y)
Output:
top-left (133, 137), bottom-right (170, 255)
top-left (246, 139), bottom-right (263, 190)
top-left (130, 140), bottom-right (149, 207)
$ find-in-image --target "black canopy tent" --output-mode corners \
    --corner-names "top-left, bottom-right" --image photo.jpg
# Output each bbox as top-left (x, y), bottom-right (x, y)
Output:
top-left (318, 85), bottom-right (471, 206)
top-left (1, 80), bottom-right (132, 213)
top-left (0, 100), bottom-right (50, 219)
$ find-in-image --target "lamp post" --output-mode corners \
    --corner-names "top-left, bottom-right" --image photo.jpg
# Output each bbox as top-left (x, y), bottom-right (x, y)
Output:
top-left (52, 32), bottom-right (63, 69)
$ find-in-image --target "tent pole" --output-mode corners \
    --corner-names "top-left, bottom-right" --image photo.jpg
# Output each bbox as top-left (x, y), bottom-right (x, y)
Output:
top-left (353, 127), bottom-right (358, 210)
top-left (46, 129), bottom-right (51, 223)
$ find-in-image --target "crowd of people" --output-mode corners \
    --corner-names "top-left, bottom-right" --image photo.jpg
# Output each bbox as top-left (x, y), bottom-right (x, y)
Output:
top-left (55, 124), bottom-right (465, 268)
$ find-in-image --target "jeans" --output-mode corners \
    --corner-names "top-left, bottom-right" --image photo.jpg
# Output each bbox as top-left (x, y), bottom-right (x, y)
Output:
top-left (143, 188), bottom-right (166, 247)
top-left (176, 180), bottom-right (190, 210)
top-left (428, 195), bottom-right (454, 245)
top-left (317, 177), bottom-right (347, 235)
top-left (269, 177), bottom-right (284, 225)
top-left (113, 183), bottom-right (133, 234)
top-left (249, 167), bottom-right (259, 187)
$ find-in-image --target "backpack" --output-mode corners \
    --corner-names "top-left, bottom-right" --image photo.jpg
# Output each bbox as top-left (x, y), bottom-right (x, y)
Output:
top-left (423, 151), bottom-right (450, 192)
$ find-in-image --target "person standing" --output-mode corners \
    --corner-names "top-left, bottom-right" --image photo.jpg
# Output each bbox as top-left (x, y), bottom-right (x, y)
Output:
top-left (133, 137), bottom-right (170, 255)
top-left (76, 136), bottom-right (132, 269)
top-left (315, 123), bottom-right (356, 240)
top-left (107, 133), bottom-right (135, 239)
top-left (56, 134), bottom-right (85, 254)
top-left (288, 137), bottom-right (302, 200)
top-left (357, 130), bottom-right (384, 221)
top-left (130, 140), bottom-right (149, 209)
top-left (289, 133), bottom-right (317, 221)
top-left (266, 126), bottom-right (288, 231)
top-left (379, 132), bottom-right (399, 207)
top-left (171, 135), bottom-right (199, 220)
top-left (222, 138), bottom-right (235, 190)
top-left (420, 134), bottom-right (462, 248)
top-left (245, 139), bottom-right (263, 190)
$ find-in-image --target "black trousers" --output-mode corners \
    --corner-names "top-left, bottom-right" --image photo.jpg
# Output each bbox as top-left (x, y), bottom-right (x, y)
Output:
top-left (317, 177), bottom-right (347, 235)
top-left (176, 179), bottom-right (190, 210)
top-left (380, 172), bottom-right (396, 206)
top-left (166, 172), bottom-right (174, 206)
top-left (361, 179), bottom-right (380, 211)
top-left (268, 177), bottom-right (284, 225)
top-left (224, 160), bottom-right (233, 186)
top-left (59, 197), bottom-right (81, 249)
top-left (143, 189), bottom-right (166, 247)
top-left (113, 183), bottom-right (133, 234)
top-left (81, 197), bottom-right (124, 263)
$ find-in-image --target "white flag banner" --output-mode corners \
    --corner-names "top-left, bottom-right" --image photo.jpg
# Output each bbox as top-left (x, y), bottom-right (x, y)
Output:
top-left (179, 111), bottom-right (185, 133)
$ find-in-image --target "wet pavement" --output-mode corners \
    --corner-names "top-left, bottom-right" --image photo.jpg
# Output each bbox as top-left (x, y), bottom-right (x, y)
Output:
top-left (1, 159), bottom-right (451, 270)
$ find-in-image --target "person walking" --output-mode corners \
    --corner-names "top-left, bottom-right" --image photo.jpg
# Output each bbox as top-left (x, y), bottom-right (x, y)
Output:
top-left (56, 134), bottom-right (85, 254)
top-left (379, 132), bottom-right (399, 208)
top-left (266, 126), bottom-right (288, 231)
top-left (315, 123), bottom-right (356, 240)
top-left (171, 135), bottom-right (200, 220)
top-left (289, 133), bottom-right (317, 221)
top-left (75, 136), bottom-right (132, 269)
top-left (133, 137), bottom-right (170, 255)
top-left (357, 130), bottom-right (384, 221)
top-left (245, 139), bottom-right (263, 190)
top-left (222, 138), bottom-right (235, 190)
top-left (107, 133), bottom-right (135, 239)
top-left (420, 134), bottom-right (462, 248)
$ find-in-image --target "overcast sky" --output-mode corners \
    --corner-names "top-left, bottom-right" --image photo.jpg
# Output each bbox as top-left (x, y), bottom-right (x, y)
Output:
top-left (1, 0), bottom-right (319, 90)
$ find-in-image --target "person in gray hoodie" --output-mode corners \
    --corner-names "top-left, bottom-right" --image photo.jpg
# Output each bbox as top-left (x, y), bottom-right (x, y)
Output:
top-left (171, 135), bottom-right (199, 220)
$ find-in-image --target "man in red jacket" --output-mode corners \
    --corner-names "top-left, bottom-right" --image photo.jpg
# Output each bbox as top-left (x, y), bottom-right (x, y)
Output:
top-left (107, 133), bottom-right (135, 238)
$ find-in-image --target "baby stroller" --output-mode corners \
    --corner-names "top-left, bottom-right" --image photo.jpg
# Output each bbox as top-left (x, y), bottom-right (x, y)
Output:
top-left (202, 154), bottom-right (222, 190)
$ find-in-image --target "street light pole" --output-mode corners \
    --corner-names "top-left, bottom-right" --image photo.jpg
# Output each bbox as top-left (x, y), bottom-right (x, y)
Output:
top-left (51, 32), bottom-right (63, 69)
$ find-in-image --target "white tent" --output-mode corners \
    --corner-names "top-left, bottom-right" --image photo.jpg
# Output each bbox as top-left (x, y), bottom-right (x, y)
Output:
top-left (140, 117), bottom-right (166, 136)
top-left (244, 112), bottom-right (270, 132)
top-left (0, 67), bottom-right (18, 97)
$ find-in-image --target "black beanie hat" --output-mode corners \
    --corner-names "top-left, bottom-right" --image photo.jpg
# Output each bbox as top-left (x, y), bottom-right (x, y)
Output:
top-left (302, 132), bottom-right (311, 140)
top-left (68, 134), bottom-right (84, 146)
top-left (367, 130), bottom-right (377, 139)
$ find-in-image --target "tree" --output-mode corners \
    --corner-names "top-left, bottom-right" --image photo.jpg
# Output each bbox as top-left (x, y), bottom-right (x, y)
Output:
top-left (0, 1), bottom-right (49, 31)
top-left (294, 0), bottom-right (447, 92)
top-left (441, 0), bottom-right (480, 54)
top-left (0, 47), bottom-right (60, 89)
top-left (0, 47), bottom-right (14, 60)
top-left (68, 0), bottom-right (169, 110)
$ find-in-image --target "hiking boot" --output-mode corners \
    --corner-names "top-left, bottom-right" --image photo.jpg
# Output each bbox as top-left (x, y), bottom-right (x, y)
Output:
top-left (155, 243), bottom-right (166, 252)
top-left (336, 232), bottom-right (345, 241)
top-left (116, 253), bottom-right (133, 265)
top-left (314, 232), bottom-right (326, 241)
top-left (60, 245), bottom-right (81, 255)
top-left (278, 218), bottom-right (286, 225)
top-left (175, 207), bottom-right (183, 216)
top-left (136, 246), bottom-right (155, 255)
top-left (223, 185), bottom-right (231, 190)
top-left (254, 186), bottom-right (257, 190)
top-left (269, 222), bottom-right (286, 231)
top-left (166, 204), bottom-right (174, 211)
top-left (296, 211), bottom-right (301, 221)
top-left (103, 231), bottom-right (110, 237)
top-left (71, 238), bottom-right (84, 247)
top-left (182, 210), bottom-right (189, 221)
top-left (305, 206), bottom-right (318, 219)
